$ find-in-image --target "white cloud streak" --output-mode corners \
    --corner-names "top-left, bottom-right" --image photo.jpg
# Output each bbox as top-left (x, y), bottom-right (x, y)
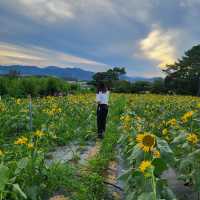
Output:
top-left (16, 0), bottom-right (75, 23)
top-left (0, 42), bottom-right (107, 72)
top-left (1, 0), bottom-right (155, 25)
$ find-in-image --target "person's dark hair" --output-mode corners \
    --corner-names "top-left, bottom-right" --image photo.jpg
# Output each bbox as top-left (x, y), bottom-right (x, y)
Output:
top-left (97, 82), bottom-right (107, 93)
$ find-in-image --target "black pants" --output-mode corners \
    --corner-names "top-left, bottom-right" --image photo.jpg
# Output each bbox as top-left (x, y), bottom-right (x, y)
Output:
top-left (97, 104), bottom-right (108, 136)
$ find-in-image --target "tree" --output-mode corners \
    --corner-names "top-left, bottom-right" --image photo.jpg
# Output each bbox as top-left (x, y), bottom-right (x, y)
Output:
top-left (7, 69), bottom-right (21, 77)
top-left (163, 44), bottom-right (200, 95)
top-left (46, 77), bottom-right (62, 95)
top-left (131, 81), bottom-right (152, 93)
top-left (92, 67), bottom-right (126, 88)
top-left (113, 80), bottom-right (131, 93)
top-left (0, 78), bottom-right (8, 95)
top-left (151, 78), bottom-right (166, 94)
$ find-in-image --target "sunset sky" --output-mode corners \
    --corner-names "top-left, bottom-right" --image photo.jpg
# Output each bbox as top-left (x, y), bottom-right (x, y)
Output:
top-left (0, 0), bottom-right (199, 77)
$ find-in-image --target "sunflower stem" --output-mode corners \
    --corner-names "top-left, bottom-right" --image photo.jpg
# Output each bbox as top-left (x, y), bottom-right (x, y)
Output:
top-left (151, 168), bottom-right (157, 200)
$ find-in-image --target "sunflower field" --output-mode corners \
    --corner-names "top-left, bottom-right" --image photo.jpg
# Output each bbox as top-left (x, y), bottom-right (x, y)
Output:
top-left (119, 94), bottom-right (200, 200)
top-left (0, 93), bottom-right (200, 200)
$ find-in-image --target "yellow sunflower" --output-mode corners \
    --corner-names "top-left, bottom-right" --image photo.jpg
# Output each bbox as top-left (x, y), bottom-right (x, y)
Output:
top-left (181, 111), bottom-right (194, 123)
top-left (34, 130), bottom-right (45, 138)
top-left (162, 128), bottom-right (168, 136)
top-left (166, 118), bottom-right (177, 126)
top-left (27, 143), bottom-right (34, 149)
top-left (136, 133), bottom-right (155, 152)
top-left (186, 133), bottom-right (198, 144)
top-left (14, 136), bottom-right (28, 145)
top-left (153, 150), bottom-right (160, 158)
top-left (139, 160), bottom-right (152, 173)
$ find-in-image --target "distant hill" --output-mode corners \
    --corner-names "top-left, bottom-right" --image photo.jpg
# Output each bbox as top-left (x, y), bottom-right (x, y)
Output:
top-left (0, 65), bottom-right (94, 81)
top-left (0, 65), bottom-right (158, 82)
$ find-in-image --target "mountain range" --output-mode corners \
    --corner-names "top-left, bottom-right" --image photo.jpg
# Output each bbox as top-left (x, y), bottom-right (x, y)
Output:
top-left (0, 65), bottom-right (157, 82)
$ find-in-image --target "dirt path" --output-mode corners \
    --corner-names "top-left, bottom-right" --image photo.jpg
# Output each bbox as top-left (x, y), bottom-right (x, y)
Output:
top-left (82, 140), bottom-right (101, 161)
top-left (105, 160), bottom-right (122, 200)
top-left (49, 140), bottom-right (102, 200)
top-left (49, 195), bottom-right (69, 200)
top-left (49, 96), bottom-right (126, 200)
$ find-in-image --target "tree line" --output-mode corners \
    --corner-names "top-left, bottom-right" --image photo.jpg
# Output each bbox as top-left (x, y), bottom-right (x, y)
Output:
top-left (91, 44), bottom-right (200, 96)
top-left (1, 44), bottom-right (199, 97)
top-left (89, 67), bottom-right (166, 94)
top-left (0, 76), bottom-right (82, 97)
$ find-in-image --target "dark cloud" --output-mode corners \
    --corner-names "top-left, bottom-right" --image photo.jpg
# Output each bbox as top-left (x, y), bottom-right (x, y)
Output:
top-left (0, 0), bottom-right (199, 77)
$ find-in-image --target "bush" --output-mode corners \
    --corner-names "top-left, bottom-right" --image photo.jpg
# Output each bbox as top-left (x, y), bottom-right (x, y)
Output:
top-left (0, 76), bottom-right (78, 97)
top-left (0, 78), bottom-right (8, 95)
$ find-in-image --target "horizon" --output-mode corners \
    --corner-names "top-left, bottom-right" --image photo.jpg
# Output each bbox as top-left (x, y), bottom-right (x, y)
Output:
top-left (0, 64), bottom-right (163, 79)
top-left (0, 1), bottom-right (199, 78)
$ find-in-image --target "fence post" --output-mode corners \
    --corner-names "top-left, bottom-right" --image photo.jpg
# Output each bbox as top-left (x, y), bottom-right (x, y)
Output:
top-left (28, 95), bottom-right (33, 132)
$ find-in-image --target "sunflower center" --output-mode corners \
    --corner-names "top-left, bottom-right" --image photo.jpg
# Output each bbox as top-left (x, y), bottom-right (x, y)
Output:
top-left (142, 135), bottom-right (155, 147)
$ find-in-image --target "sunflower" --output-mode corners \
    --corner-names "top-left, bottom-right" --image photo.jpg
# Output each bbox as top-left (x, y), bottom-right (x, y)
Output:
top-left (27, 143), bottom-right (34, 149)
top-left (186, 133), bottom-right (198, 144)
top-left (162, 128), bottom-right (168, 136)
top-left (136, 133), bottom-right (155, 152)
top-left (181, 111), bottom-right (194, 123)
top-left (14, 136), bottom-right (28, 145)
top-left (34, 130), bottom-right (45, 138)
top-left (139, 160), bottom-right (152, 173)
top-left (153, 150), bottom-right (160, 158)
top-left (16, 98), bottom-right (21, 105)
top-left (166, 118), bottom-right (177, 126)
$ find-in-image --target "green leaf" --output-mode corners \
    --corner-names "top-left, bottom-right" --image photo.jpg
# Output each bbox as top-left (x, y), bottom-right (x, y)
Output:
top-left (126, 191), bottom-right (136, 200)
top-left (157, 137), bottom-right (173, 154)
top-left (0, 164), bottom-right (9, 192)
top-left (188, 149), bottom-right (200, 159)
top-left (171, 133), bottom-right (186, 145)
top-left (152, 158), bottom-right (168, 176)
top-left (15, 157), bottom-right (29, 175)
top-left (138, 192), bottom-right (154, 200)
top-left (161, 186), bottom-right (177, 200)
top-left (157, 137), bottom-right (174, 164)
top-left (13, 184), bottom-right (27, 199)
top-left (128, 144), bottom-right (143, 161)
top-left (118, 168), bottom-right (132, 181)
top-left (26, 185), bottom-right (39, 200)
top-left (194, 169), bottom-right (200, 192)
top-left (179, 157), bottom-right (193, 172)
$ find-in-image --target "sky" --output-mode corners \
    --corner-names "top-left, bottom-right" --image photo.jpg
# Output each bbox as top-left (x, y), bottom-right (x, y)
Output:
top-left (0, 0), bottom-right (199, 77)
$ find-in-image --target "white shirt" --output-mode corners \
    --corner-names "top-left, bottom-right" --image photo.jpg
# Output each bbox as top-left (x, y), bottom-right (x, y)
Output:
top-left (96, 91), bottom-right (109, 105)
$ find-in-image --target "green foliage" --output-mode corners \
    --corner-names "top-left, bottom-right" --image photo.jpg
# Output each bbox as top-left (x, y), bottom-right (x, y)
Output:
top-left (0, 76), bottom-right (80, 97)
top-left (131, 81), bottom-right (152, 93)
top-left (151, 78), bottom-right (166, 94)
top-left (113, 80), bottom-right (132, 93)
top-left (92, 67), bottom-right (126, 88)
top-left (164, 44), bottom-right (200, 95)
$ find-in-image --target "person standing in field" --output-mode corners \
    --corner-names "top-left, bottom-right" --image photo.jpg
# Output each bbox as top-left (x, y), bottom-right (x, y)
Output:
top-left (96, 82), bottom-right (109, 139)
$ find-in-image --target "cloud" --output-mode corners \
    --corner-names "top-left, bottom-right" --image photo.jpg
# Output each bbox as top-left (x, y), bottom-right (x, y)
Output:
top-left (138, 26), bottom-right (179, 68)
top-left (0, 0), bottom-right (154, 25)
top-left (0, 42), bottom-right (107, 72)
top-left (0, 1), bottom-right (200, 77)
top-left (1, 0), bottom-right (75, 23)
